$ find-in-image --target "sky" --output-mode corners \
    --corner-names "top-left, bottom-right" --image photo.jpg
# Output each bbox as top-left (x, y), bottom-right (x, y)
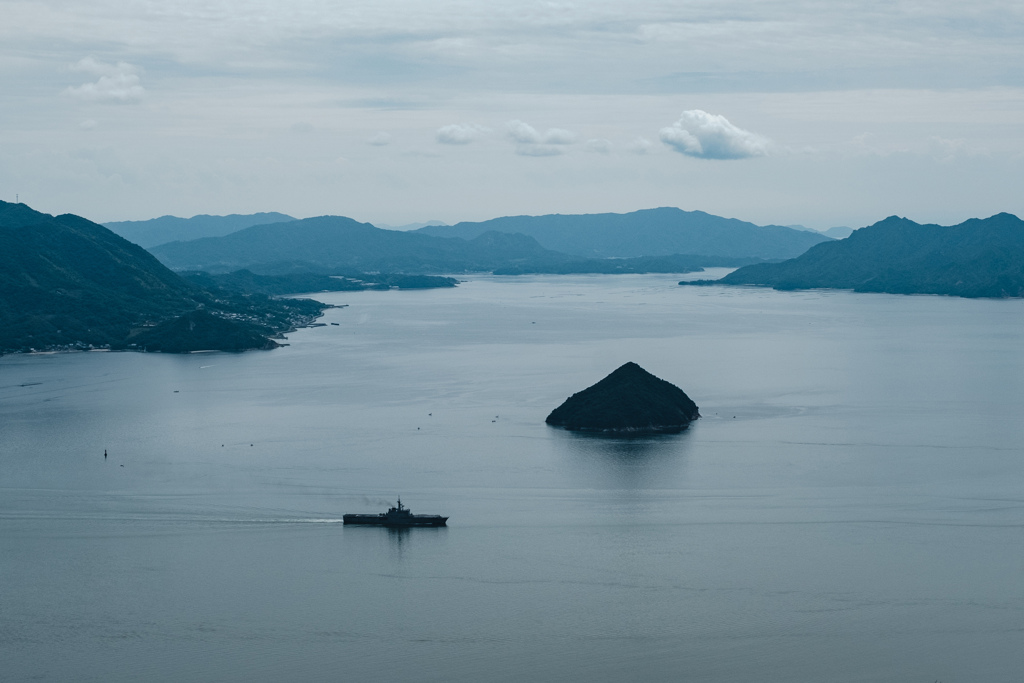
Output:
top-left (2, 0), bottom-right (1023, 229)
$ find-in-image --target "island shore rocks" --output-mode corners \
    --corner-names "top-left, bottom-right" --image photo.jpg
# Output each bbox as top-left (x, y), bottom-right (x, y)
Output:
top-left (546, 362), bottom-right (700, 434)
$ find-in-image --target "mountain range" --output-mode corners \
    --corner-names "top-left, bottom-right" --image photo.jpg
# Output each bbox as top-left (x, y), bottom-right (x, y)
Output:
top-left (105, 212), bottom-right (295, 248)
top-left (0, 201), bottom-right (324, 353)
top-left (418, 207), bottom-right (832, 259)
top-left (149, 216), bottom-right (573, 273)
top-left (148, 208), bottom-right (830, 274)
top-left (683, 213), bottom-right (1024, 298)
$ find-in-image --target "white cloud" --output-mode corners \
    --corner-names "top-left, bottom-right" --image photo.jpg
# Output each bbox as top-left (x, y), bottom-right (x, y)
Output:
top-left (506, 120), bottom-right (543, 145)
top-left (659, 110), bottom-right (769, 160)
top-left (585, 138), bottom-right (612, 154)
top-left (79, 119), bottom-right (98, 130)
top-left (367, 131), bottom-right (392, 146)
top-left (542, 128), bottom-right (576, 145)
top-left (436, 123), bottom-right (489, 145)
top-left (65, 57), bottom-right (144, 102)
top-left (628, 137), bottom-right (652, 155)
top-left (506, 120), bottom-right (576, 156)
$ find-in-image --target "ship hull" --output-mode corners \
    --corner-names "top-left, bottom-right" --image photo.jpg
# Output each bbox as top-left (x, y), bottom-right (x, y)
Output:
top-left (343, 514), bottom-right (448, 527)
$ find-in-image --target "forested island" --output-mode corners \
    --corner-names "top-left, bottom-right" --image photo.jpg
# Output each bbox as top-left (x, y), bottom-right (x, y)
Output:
top-left (546, 362), bottom-right (700, 434)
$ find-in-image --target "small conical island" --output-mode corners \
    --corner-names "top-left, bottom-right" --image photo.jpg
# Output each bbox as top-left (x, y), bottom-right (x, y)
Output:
top-left (546, 362), bottom-right (700, 434)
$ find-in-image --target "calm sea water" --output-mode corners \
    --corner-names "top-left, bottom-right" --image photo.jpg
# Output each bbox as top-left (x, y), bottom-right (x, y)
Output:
top-left (2, 273), bottom-right (1023, 683)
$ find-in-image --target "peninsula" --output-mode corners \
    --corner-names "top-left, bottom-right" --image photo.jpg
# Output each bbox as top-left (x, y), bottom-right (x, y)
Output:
top-left (0, 200), bottom-right (326, 354)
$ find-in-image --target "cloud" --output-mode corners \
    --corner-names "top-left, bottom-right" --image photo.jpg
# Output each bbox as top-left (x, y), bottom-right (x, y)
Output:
top-left (929, 136), bottom-right (987, 162)
top-left (436, 123), bottom-right (489, 145)
top-left (542, 128), bottom-right (576, 145)
top-left (585, 138), bottom-right (612, 154)
top-left (65, 57), bottom-right (144, 102)
top-left (367, 131), bottom-right (392, 146)
top-left (659, 110), bottom-right (769, 160)
top-left (506, 120), bottom-right (576, 156)
top-left (79, 119), bottom-right (98, 130)
top-left (628, 137), bottom-right (652, 155)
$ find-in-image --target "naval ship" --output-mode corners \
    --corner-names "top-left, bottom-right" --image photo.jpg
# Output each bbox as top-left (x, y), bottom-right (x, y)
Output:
top-left (343, 498), bottom-right (448, 527)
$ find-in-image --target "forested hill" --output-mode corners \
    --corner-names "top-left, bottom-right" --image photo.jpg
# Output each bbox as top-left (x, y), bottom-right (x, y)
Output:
top-left (149, 215), bottom-right (572, 273)
top-left (0, 201), bottom-right (323, 353)
top-left (686, 213), bottom-right (1024, 298)
top-left (417, 207), bottom-right (832, 259)
top-left (104, 212), bottom-right (295, 248)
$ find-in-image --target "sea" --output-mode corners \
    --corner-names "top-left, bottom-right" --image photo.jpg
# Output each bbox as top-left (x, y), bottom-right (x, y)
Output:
top-left (2, 272), bottom-right (1023, 683)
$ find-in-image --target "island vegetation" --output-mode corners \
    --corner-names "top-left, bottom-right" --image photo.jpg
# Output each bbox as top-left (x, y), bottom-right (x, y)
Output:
top-left (0, 201), bottom-right (326, 354)
top-left (546, 362), bottom-right (700, 434)
top-left (181, 270), bottom-right (458, 295)
top-left (681, 213), bottom-right (1024, 298)
top-left (123, 309), bottom-right (282, 353)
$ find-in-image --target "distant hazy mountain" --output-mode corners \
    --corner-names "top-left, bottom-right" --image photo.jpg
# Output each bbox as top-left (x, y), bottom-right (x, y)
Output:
top-left (104, 212), bottom-right (295, 248)
top-left (0, 201), bottom-right (323, 353)
top-left (786, 224), bottom-right (854, 239)
top-left (684, 213), bottom-right (1024, 298)
top-left (418, 207), bottom-right (831, 259)
top-left (823, 226), bottom-right (854, 239)
top-left (150, 215), bottom-right (572, 273)
top-left (374, 220), bottom-right (448, 231)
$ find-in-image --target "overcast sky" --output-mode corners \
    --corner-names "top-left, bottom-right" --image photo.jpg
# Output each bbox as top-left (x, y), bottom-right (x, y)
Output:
top-left (2, 0), bottom-right (1023, 228)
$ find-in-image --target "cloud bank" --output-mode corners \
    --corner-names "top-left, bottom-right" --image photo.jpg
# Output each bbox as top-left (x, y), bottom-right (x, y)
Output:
top-left (436, 123), bottom-right (489, 145)
top-left (659, 110), bottom-right (768, 160)
top-left (66, 57), bottom-right (144, 102)
top-left (506, 120), bottom-right (576, 156)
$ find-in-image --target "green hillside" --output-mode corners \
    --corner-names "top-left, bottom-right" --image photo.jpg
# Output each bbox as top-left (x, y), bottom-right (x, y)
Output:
top-left (683, 213), bottom-right (1024, 298)
top-left (0, 201), bottom-right (325, 353)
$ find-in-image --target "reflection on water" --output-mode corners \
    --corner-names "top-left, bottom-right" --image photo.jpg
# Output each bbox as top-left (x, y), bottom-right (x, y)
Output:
top-left (386, 525), bottom-right (447, 557)
top-left (551, 426), bottom-right (693, 489)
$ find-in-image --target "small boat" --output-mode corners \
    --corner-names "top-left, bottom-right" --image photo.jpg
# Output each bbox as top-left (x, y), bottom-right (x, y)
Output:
top-left (343, 498), bottom-right (448, 527)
